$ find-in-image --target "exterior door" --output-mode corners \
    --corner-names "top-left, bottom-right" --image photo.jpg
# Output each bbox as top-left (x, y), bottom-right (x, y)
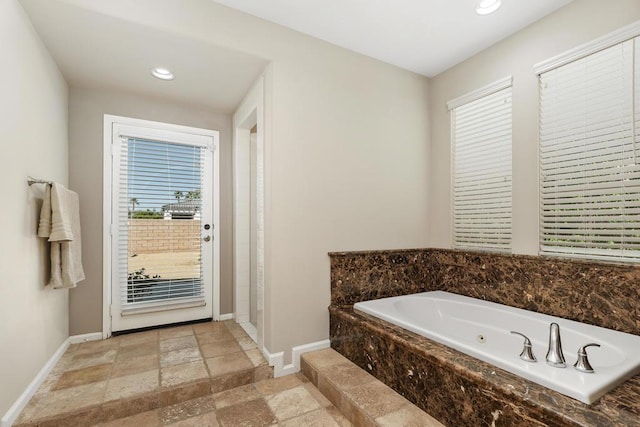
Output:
top-left (107, 117), bottom-right (219, 333)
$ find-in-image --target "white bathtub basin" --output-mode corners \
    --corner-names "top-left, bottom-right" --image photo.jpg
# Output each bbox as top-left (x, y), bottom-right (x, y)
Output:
top-left (353, 291), bottom-right (640, 404)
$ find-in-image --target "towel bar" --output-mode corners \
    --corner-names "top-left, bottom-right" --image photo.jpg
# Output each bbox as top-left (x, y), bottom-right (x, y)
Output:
top-left (27, 176), bottom-right (53, 186)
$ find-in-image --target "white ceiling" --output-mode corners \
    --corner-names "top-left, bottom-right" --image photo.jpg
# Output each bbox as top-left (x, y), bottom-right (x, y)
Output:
top-left (19, 0), bottom-right (573, 114)
top-left (20, 0), bottom-right (269, 113)
top-left (211, 0), bottom-right (573, 77)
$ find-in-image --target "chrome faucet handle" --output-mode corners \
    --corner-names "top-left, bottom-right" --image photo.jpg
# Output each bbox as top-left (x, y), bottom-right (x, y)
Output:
top-left (574, 343), bottom-right (601, 373)
top-left (510, 331), bottom-right (537, 362)
top-left (546, 322), bottom-right (566, 368)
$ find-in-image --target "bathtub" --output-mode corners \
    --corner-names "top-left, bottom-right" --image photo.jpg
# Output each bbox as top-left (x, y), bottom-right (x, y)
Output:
top-left (353, 291), bottom-right (640, 404)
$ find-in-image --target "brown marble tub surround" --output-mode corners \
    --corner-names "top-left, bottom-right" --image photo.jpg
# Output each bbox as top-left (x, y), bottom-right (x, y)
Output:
top-left (330, 248), bottom-right (640, 336)
top-left (329, 248), bottom-right (640, 427)
top-left (331, 305), bottom-right (640, 427)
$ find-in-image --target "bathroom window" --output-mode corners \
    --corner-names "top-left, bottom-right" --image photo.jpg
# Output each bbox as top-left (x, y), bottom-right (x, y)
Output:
top-left (448, 77), bottom-right (513, 252)
top-left (537, 29), bottom-right (640, 262)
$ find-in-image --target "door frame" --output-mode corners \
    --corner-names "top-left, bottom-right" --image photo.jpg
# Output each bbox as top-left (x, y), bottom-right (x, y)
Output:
top-left (233, 76), bottom-right (265, 349)
top-left (102, 114), bottom-right (220, 338)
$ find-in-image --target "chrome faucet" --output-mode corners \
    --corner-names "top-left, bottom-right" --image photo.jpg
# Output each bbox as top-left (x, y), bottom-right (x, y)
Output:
top-left (545, 322), bottom-right (566, 368)
top-left (574, 343), bottom-right (601, 373)
top-left (510, 331), bottom-right (537, 362)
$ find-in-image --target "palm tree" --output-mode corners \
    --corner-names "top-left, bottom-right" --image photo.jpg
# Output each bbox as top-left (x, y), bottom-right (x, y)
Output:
top-left (174, 190), bottom-right (183, 202)
top-left (186, 190), bottom-right (201, 200)
top-left (129, 197), bottom-right (139, 218)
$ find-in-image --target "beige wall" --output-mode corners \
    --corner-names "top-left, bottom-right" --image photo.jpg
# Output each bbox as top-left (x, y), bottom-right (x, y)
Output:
top-left (68, 87), bottom-right (233, 335)
top-left (429, 0), bottom-right (640, 253)
top-left (62, 0), bottom-right (432, 359)
top-left (0, 0), bottom-right (69, 417)
top-left (265, 58), bottom-right (430, 360)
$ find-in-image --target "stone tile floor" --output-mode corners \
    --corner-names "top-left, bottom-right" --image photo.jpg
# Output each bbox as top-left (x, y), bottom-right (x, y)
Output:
top-left (98, 374), bottom-right (351, 426)
top-left (15, 319), bottom-right (438, 426)
top-left (15, 320), bottom-right (351, 426)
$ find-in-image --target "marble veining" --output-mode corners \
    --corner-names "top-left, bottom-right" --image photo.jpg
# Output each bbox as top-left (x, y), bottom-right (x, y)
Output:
top-left (331, 249), bottom-right (431, 307)
top-left (330, 248), bottom-right (640, 336)
top-left (329, 248), bottom-right (640, 426)
top-left (330, 306), bottom-right (640, 427)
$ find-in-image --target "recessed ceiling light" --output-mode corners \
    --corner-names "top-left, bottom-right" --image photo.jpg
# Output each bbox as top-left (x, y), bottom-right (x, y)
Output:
top-left (151, 67), bottom-right (175, 81)
top-left (476, 0), bottom-right (502, 15)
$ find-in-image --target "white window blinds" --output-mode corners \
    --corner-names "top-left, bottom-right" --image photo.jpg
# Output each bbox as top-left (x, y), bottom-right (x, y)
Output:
top-left (539, 37), bottom-right (640, 262)
top-left (116, 137), bottom-right (206, 311)
top-left (450, 81), bottom-right (513, 252)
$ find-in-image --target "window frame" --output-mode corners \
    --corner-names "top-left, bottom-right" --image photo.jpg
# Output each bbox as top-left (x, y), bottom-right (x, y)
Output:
top-left (448, 76), bottom-right (514, 253)
top-left (535, 19), bottom-right (640, 263)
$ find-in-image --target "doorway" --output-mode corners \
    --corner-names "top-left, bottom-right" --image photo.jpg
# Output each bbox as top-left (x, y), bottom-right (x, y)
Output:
top-left (104, 115), bottom-right (220, 334)
top-left (249, 126), bottom-right (258, 329)
top-left (233, 77), bottom-right (265, 348)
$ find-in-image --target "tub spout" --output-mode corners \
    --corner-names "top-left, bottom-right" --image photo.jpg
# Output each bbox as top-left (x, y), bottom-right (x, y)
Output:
top-left (546, 322), bottom-right (566, 368)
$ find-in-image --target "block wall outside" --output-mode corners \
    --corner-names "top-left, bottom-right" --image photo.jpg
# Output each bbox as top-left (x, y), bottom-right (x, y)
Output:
top-left (128, 219), bottom-right (200, 254)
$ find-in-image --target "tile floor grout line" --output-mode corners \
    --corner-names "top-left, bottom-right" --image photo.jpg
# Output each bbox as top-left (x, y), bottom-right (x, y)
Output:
top-left (195, 324), bottom-right (215, 382)
top-left (156, 327), bottom-right (162, 404)
top-left (101, 334), bottom-right (120, 415)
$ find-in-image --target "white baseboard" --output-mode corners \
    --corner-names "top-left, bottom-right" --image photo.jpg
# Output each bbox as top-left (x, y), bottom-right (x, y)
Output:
top-left (292, 339), bottom-right (331, 370)
top-left (1, 332), bottom-right (102, 427)
top-left (219, 313), bottom-right (234, 321)
top-left (68, 332), bottom-right (103, 345)
top-left (235, 313), bottom-right (249, 323)
top-left (263, 339), bottom-right (330, 378)
top-left (263, 349), bottom-right (287, 377)
top-left (239, 322), bottom-right (257, 342)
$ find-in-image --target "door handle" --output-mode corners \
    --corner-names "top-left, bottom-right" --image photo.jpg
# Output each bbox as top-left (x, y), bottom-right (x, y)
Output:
top-left (203, 235), bottom-right (211, 242)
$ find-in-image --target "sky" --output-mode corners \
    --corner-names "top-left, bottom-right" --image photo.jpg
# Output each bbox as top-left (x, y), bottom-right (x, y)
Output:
top-left (126, 138), bottom-right (203, 212)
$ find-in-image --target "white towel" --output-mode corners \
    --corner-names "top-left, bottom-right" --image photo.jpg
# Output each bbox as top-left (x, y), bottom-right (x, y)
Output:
top-left (38, 183), bottom-right (85, 289)
top-left (37, 184), bottom-right (52, 238)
